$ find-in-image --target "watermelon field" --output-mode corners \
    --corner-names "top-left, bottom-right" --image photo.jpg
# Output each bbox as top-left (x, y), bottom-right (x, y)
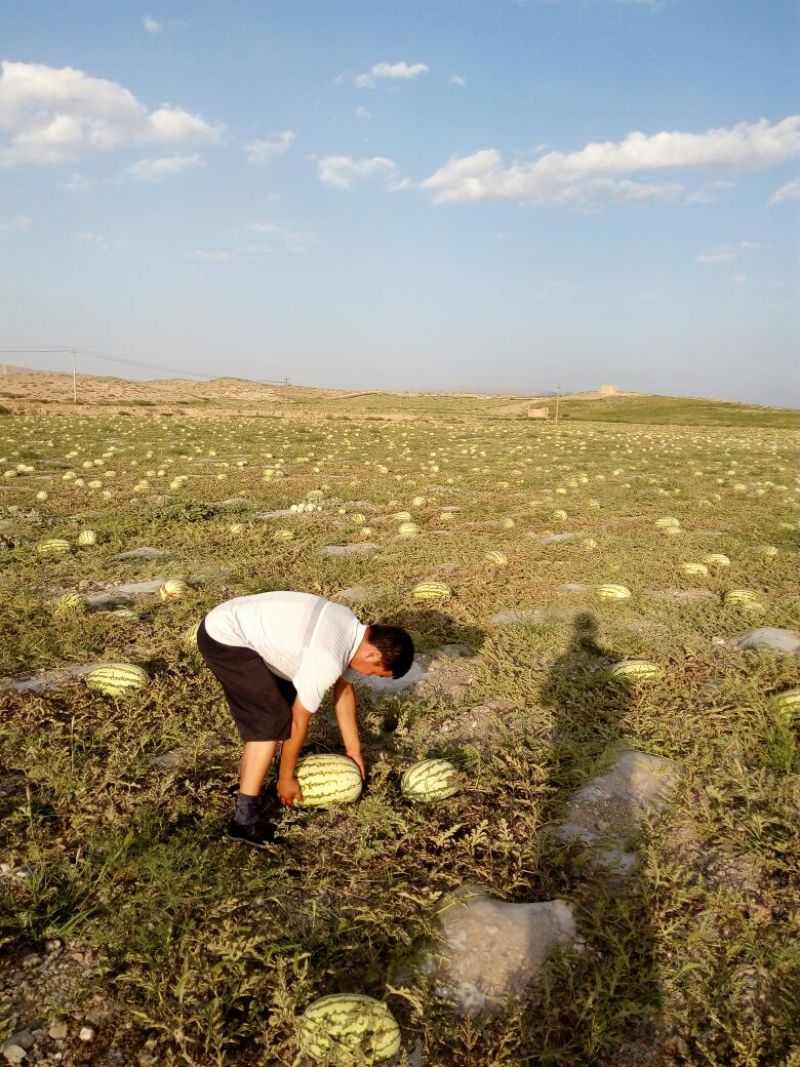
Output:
top-left (1, 403), bottom-right (799, 1066)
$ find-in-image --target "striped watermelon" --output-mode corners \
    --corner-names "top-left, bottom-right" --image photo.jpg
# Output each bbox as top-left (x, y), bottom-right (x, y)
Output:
top-left (654, 517), bottom-right (680, 529)
top-left (608, 660), bottom-right (662, 684)
top-left (274, 529), bottom-right (295, 542)
top-left (86, 663), bottom-right (149, 697)
top-left (36, 538), bottom-right (70, 558)
top-left (299, 994), bottom-right (400, 1065)
top-left (412, 581), bottom-right (452, 601)
top-left (183, 622), bottom-right (201, 651)
top-left (597, 583), bottom-right (631, 600)
top-left (159, 578), bottom-right (188, 601)
top-left (680, 562), bottom-right (709, 577)
top-left (392, 511), bottom-right (412, 523)
top-left (703, 553), bottom-right (731, 568)
top-left (485, 550), bottom-right (508, 566)
top-left (401, 758), bottom-right (460, 803)
top-left (582, 537), bottom-right (598, 550)
top-left (763, 545), bottom-right (778, 558)
top-left (295, 754), bottom-right (363, 808)
top-left (773, 689), bottom-right (800, 717)
top-left (553, 509), bottom-right (568, 521)
top-left (53, 592), bottom-right (86, 615)
top-left (76, 529), bottom-right (97, 546)
top-left (723, 589), bottom-right (761, 606)
top-left (398, 522), bottom-right (421, 538)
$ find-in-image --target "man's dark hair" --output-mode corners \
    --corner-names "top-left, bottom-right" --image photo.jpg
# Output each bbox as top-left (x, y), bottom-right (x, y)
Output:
top-left (366, 624), bottom-right (415, 678)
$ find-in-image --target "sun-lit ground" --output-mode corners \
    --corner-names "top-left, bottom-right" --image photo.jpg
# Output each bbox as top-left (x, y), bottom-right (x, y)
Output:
top-left (1, 398), bottom-right (799, 1066)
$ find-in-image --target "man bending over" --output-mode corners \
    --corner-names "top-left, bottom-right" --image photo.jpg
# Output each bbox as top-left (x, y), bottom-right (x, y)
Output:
top-left (198, 590), bottom-right (415, 848)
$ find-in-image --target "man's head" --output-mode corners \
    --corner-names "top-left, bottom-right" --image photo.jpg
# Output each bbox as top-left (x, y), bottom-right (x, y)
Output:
top-left (349, 624), bottom-right (415, 679)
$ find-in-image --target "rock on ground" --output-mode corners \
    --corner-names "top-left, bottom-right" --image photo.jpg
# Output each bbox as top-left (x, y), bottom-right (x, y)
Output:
top-left (85, 577), bottom-right (166, 608)
top-left (319, 543), bottom-right (377, 555)
top-left (731, 627), bottom-right (800, 654)
top-left (417, 886), bottom-right (578, 1016)
top-left (0, 663), bottom-right (104, 693)
top-left (553, 749), bottom-right (678, 877)
top-left (489, 607), bottom-right (546, 626)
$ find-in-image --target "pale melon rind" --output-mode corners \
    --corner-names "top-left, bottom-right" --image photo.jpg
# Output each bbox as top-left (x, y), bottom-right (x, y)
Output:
top-left (299, 994), bottom-right (401, 1065)
top-left (295, 754), bottom-right (363, 808)
top-left (401, 758), bottom-right (460, 802)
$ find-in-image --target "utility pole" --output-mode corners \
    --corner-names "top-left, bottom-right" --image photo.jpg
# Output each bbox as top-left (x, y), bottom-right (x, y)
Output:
top-left (72, 349), bottom-right (78, 403)
top-left (554, 383), bottom-right (562, 426)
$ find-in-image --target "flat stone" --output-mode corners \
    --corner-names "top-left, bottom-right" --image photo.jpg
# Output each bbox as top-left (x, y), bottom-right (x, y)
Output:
top-left (649, 588), bottom-right (715, 603)
top-left (47, 1022), bottom-right (68, 1041)
top-left (561, 583), bottom-right (591, 594)
top-left (112, 547), bottom-right (169, 561)
top-left (0, 663), bottom-right (104, 693)
top-left (332, 586), bottom-right (370, 604)
top-left (254, 509), bottom-right (295, 520)
top-left (552, 749), bottom-right (678, 877)
top-left (434, 644), bottom-right (472, 659)
top-left (6, 1034), bottom-right (33, 1053)
top-left (85, 578), bottom-right (165, 607)
top-left (534, 533), bottom-right (578, 545)
top-left (489, 608), bottom-right (546, 626)
top-left (358, 657), bottom-right (428, 693)
top-left (731, 627), bottom-right (800, 654)
top-left (418, 886), bottom-right (578, 1017)
top-left (320, 543), bottom-right (377, 555)
top-left (2, 1045), bottom-right (26, 1065)
top-left (149, 750), bottom-right (181, 771)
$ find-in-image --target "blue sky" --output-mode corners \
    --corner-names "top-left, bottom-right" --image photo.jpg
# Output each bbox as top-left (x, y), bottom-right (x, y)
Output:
top-left (0, 0), bottom-right (798, 404)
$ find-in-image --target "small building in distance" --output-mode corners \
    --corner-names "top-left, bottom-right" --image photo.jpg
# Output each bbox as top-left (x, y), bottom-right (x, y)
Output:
top-left (598, 385), bottom-right (619, 396)
top-left (527, 406), bottom-right (550, 419)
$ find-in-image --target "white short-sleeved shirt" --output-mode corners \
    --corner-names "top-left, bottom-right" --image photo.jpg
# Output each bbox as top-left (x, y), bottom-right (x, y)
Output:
top-left (204, 591), bottom-right (366, 713)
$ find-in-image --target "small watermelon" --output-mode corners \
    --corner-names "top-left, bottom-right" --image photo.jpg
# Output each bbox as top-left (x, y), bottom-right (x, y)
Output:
top-left (401, 758), bottom-right (460, 803)
top-left (608, 660), bottom-right (662, 685)
top-left (295, 754), bottom-right (363, 808)
top-left (597, 583), bottom-right (631, 601)
top-left (299, 994), bottom-right (401, 1066)
top-left (86, 663), bottom-right (149, 697)
top-left (412, 581), bottom-right (452, 601)
top-left (36, 538), bottom-right (71, 558)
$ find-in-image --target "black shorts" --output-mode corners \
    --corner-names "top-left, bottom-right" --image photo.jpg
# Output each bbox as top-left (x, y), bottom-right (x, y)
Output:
top-left (197, 619), bottom-right (296, 742)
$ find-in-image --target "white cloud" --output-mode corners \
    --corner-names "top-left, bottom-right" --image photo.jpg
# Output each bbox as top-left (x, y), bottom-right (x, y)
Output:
top-left (352, 61), bottom-right (428, 89)
top-left (185, 245), bottom-right (262, 264)
top-left (318, 154), bottom-right (396, 189)
top-left (244, 130), bottom-right (296, 164)
top-left (79, 231), bottom-right (124, 251)
top-left (355, 106), bottom-right (371, 121)
top-left (696, 240), bottom-right (761, 265)
top-left (448, 73), bottom-right (467, 87)
top-left (0, 60), bottom-right (223, 166)
top-left (635, 291), bottom-right (659, 301)
top-left (124, 154), bottom-right (203, 180)
top-left (768, 177), bottom-right (800, 205)
top-left (247, 220), bottom-right (314, 254)
top-left (143, 15), bottom-right (161, 34)
top-left (0, 214), bottom-right (31, 234)
top-left (734, 273), bottom-right (747, 285)
top-left (419, 116), bottom-right (800, 206)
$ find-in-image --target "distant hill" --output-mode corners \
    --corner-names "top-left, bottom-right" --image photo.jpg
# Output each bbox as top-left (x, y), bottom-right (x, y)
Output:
top-left (0, 365), bottom-right (797, 428)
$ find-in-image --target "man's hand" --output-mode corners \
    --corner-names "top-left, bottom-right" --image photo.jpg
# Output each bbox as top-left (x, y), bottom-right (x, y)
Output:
top-left (277, 775), bottom-right (304, 808)
top-left (347, 750), bottom-right (366, 779)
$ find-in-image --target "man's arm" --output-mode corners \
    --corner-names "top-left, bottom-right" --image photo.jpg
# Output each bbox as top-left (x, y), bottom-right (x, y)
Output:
top-left (277, 697), bottom-right (313, 807)
top-left (333, 678), bottom-right (365, 778)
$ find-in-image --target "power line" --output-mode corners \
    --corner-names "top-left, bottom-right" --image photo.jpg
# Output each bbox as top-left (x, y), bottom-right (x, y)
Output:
top-left (0, 346), bottom-right (287, 387)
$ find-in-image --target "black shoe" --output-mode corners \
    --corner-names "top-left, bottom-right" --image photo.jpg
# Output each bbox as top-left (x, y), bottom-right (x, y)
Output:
top-left (226, 817), bottom-right (280, 849)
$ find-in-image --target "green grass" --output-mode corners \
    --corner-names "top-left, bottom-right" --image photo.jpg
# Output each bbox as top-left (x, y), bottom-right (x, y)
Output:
top-left (1, 409), bottom-right (799, 1065)
top-left (555, 394), bottom-right (800, 428)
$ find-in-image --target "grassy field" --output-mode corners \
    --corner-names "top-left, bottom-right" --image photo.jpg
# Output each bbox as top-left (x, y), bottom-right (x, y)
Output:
top-left (1, 403), bottom-right (799, 1066)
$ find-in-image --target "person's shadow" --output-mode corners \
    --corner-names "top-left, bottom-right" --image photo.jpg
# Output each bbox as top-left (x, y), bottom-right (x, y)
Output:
top-left (536, 612), bottom-right (663, 1062)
